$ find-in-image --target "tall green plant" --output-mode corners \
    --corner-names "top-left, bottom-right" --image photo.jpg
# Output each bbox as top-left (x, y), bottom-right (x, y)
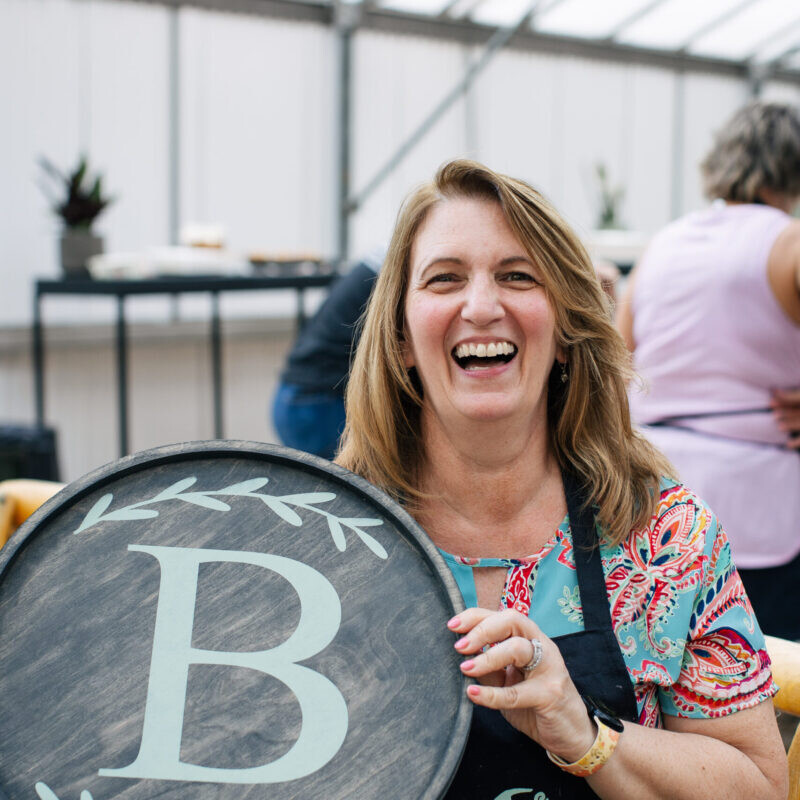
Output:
top-left (594, 162), bottom-right (625, 230)
top-left (39, 155), bottom-right (113, 231)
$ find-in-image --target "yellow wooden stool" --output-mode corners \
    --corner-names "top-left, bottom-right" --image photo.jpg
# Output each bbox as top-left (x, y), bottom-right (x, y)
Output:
top-left (0, 479), bottom-right (63, 550)
top-left (766, 635), bottom-right (800, 799)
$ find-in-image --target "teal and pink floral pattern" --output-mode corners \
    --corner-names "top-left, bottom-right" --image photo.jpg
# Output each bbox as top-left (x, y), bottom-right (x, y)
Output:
top-left (439, 480), bottom-right (776, 727)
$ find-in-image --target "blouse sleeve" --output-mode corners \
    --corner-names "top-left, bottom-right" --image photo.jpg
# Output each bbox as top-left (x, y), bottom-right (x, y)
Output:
top-left (658, 508), bottom-right (777, 719)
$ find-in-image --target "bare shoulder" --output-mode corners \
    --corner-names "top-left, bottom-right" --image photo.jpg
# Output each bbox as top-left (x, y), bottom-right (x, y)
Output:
top-left (767, 219), bottom-right (800, 324)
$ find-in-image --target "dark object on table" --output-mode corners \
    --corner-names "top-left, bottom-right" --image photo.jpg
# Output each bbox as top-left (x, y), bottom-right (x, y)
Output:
top-left (38, 154), bottom-right (114, 277)
top-left (0, 441), bottom-right (469, 800)
top-left (0, 424), bottom-right (59, 481)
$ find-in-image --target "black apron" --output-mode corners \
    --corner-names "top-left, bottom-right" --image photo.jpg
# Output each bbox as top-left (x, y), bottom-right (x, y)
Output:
top-left (444, 471), bottom-right (639, 799)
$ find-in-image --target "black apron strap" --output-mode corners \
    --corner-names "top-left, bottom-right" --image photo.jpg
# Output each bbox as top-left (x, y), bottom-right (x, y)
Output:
top-left (444, 470), bottom-right (641, 798)
top-left (561, 469), bottom-right (639, 722)
top-left (562, 470), bottom-right (611, 632)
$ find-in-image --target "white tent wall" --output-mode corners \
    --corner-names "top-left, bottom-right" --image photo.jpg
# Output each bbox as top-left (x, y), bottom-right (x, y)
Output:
top-left (349, 30), bottom-right (470, 257)
top-left (761, 81), bottom-right (800, 105)
top-left (1, 0), bottom-right (796, 480)
top-left (680, 74), bottom-right (750, 213)
top-left (469, 51), bottom-right (676, 237)
top-left (179, 8), bottom-right (335, 261)
top-left (0, 0), bottom-right (789, 329)
top-left (0, 0), bottom-right (171, 330)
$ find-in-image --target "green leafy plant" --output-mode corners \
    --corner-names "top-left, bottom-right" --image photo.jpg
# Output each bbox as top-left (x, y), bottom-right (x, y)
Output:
top-left (38, 155), bottom-right (113, 231)
top-left (594, 162), bottom-right (625, 230)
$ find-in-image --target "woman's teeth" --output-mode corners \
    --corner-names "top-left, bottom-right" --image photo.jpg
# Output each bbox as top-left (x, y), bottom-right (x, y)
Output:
top-left (454, 342), bottom-right (515, 359)
top-left (452, 341), bottom-right (517, 370)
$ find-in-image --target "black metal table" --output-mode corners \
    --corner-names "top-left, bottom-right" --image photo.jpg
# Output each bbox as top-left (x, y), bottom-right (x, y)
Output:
top-left (32, 273), bottom-right (336, 457)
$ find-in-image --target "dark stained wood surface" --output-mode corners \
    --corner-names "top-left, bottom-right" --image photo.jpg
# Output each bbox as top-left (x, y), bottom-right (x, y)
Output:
top-left (0, 442), bottom-right (471, 800)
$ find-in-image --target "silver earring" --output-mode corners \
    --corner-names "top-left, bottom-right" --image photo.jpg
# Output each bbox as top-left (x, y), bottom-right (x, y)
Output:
top-left (560, 362), bottom-right (568, 383)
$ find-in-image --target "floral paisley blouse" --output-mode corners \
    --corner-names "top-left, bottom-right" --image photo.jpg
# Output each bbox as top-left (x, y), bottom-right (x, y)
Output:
top-left (439, 480), bottom-right (777, 727)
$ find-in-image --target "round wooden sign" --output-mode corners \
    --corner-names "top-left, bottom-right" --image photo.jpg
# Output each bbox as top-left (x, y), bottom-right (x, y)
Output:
top-left (0, 442), bottom-right (471, 800)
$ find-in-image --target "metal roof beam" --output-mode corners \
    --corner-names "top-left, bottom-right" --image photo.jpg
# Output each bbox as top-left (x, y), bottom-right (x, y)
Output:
top-left (134, 0), bottom-right (334, 24)
top-left (112, 0), bottom-right (800, 84)
top-left (348, 4), bottom-right (536, 211)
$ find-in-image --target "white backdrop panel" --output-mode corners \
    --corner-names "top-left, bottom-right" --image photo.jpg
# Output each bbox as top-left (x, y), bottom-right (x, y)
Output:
top-left (0, 0), bottom-right (82, 327)
top-left (87, 0), bottom-right (171, 256)
top-left (471, 53), bottom-right (675, 237)
top-left (179, 9), bottom-right (335, 258)
top-left (553, 57), bottom-right (631, 237)
top-left (761, 81), bottom-right (800, 105)
top-left (680, 74), bottom-right (749, 211)
top-left (0, 0), bottom-right (171, 328)
top-left (350, 30), bottom-right (469, 257)
top-left (621, 66), bottom-right (674, 234)
top-left (471, 50), bottom-right (561, 204)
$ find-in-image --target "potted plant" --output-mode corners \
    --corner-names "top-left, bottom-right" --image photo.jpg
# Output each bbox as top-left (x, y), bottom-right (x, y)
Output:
top-left (586, 162), bottom-right (647, 278)
top-left (39, 155), bottom-right (114, 278)
top-left (593, 162), bottom-right (625, 230)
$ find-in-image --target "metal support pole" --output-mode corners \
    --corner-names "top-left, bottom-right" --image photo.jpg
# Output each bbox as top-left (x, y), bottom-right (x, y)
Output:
top-left (747, 61), bottom-right (766, 98)
top-left (116, 295), bottom-right (129, 457)
top-left (296, 288), bottom-right (307, 330)
top-left (334, 1), bottom-right (357, 264)
top-left (33, 288), bottom-right (44, 427)
top-left (348, 5), bottom-right (535, 213)
top-left (670, 69), bottom-right (685, 220)
top-left (168, 6), bottom-right (181, 245)
top-left (210, 292), bottom-right (223, 439)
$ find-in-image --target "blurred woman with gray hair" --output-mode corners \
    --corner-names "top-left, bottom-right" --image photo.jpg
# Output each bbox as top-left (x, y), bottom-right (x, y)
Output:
top-left (618, 101), bottom-right (800, 638)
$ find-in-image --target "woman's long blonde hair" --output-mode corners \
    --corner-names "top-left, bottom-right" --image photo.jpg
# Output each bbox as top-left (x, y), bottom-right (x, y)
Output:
top-left (337, 159), bottom-right (672, 545)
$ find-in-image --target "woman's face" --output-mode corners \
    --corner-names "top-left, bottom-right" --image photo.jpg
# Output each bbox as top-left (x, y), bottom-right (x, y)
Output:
top-left (403, 196), bottom-right (562, 429)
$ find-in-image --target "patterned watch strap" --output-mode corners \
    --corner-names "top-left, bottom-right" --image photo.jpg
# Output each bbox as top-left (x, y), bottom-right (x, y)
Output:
top-left (546, 715), bottom-right (621, 777)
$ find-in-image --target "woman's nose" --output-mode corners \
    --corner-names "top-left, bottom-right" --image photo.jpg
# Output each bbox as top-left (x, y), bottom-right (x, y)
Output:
top-left (460, 276), bottom-right (504, 326)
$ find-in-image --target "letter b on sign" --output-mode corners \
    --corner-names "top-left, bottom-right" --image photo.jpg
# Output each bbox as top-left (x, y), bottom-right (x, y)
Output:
top-left (100, 545), bottom-right (348, 784)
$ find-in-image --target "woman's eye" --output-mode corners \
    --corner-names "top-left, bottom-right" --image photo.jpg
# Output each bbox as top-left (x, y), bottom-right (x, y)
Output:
top-left (501, 271), bottom-right (538, 284)
top-left (427, 273), bottom-right (460, 286)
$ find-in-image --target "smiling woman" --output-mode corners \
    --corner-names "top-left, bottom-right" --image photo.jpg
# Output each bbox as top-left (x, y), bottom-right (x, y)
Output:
top-left (337, 160), bottom-right (789, 799)
top-left (402, 197), bottom-right (560, 433)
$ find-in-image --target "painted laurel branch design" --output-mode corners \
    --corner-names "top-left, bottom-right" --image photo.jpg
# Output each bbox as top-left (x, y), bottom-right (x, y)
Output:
top-left (73, 476), bottom-right (388, 560)
top-left (35, 782), bottom-right (93, 800)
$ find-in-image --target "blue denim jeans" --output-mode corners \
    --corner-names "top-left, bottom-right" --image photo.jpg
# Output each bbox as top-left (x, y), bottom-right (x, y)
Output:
top-left (272, 383), bottom-right (347, 461)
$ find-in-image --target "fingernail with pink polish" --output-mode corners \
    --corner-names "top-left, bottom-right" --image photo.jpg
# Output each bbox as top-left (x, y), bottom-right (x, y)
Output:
top-left (447, 616), bottom-right (461, 629)
top-left (460, 660), bottom-right (475, 671)
top-left (454, 637), bottom-right (469, 649)
top-left (467, 685), bottom-right (481, 697)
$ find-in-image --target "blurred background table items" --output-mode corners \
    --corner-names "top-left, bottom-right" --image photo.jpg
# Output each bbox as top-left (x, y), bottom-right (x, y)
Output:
top-left (585, 229), bottom-right (649, 276)
top-left (32, 271), bottom-right (336, 459)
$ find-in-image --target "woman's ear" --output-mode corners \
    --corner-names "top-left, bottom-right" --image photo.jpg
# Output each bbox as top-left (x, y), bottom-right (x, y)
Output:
top-left (401, 338), bottom-right (415, 369)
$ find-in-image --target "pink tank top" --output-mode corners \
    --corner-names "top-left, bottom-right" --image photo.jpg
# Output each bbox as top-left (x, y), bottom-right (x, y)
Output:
top-left (629, 203), bottom-right (800, 568)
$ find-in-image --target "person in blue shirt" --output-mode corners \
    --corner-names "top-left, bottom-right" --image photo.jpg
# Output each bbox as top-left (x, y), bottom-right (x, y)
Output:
top-left (272, 249), bottom-right (383, 459)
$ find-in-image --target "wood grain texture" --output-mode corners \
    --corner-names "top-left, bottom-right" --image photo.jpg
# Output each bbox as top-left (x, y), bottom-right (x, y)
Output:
top-left (0, 442), bottom-right (471, 800)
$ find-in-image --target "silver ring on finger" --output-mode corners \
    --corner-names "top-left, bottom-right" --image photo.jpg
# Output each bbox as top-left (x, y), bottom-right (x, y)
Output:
top-left (520, 637), bottom-right (543, 674)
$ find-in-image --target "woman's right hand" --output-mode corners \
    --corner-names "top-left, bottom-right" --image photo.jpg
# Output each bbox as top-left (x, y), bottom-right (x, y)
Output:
top-left (448, 608), bottom-right (599, 763)
top-left (771, 388), bottom-right (800, 449)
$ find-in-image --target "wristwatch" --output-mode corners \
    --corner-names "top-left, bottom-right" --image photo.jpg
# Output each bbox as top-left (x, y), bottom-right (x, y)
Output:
top-left (581, 694), bottom-right (625, 733)
top-left (547, 694), bottom-right (625, 776)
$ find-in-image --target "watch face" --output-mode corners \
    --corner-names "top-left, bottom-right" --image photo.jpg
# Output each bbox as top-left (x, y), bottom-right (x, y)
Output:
top-left (582, 695), bottom-right (625, 732)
